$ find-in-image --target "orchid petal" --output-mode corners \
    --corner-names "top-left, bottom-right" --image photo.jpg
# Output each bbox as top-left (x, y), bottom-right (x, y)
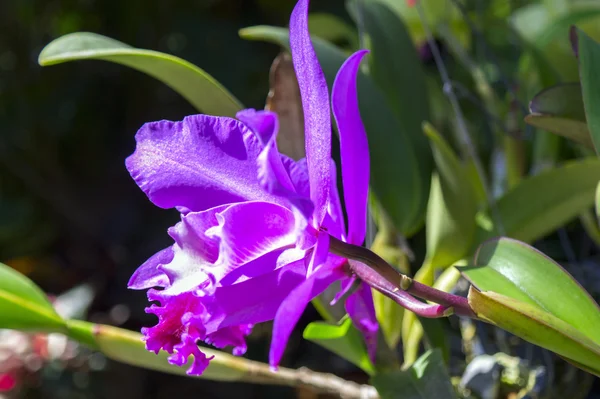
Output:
top-left (160, 207), bottom-right (226, 296)
top-left (219, 247), bottom-right (306, 286)
top-left (331, 275), bottom-right (357, 305)
top-left (269, 261), bottom-right (345, 369)
top-left (207, 201), bottom-right (298, 271)
top-left (307, 231), bottom-right (330, 276)
top-left (143, 290), bottom-right (208, 361)
top-left (237, 109), bottom-right (314, 219)
top-left (290, 0), bottom-right (331, 224)
top-left (205, 259), bottom-right (308, 332)
top-left (345, 283), bottom-right (378, 362)
top-left (332, 50), bottom-right (370, 245)
top-left (141, 257), bottom-right (307, 376)
top-left (128, 247), bottom-right (172, 289)
top-left (169, 330), bottom-right (214, 376)
top-left (284, 157), bottom-right (310, 199)
top-left (236, 109), bottom-right (295, 193)
top-left (126, 115), bottom-right (283, 212)
top-left (205, 324), bottom-right (253, 356)
top-left (322, 160), bottom-right (346, 240)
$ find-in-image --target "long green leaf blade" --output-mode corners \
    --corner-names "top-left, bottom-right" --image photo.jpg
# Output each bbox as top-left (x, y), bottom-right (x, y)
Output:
top-left (39, 32), bottom-right (242, 117)
top-left (424, 123), bottom-right (477, 267)
top-left (577, 28), bottom-right (600, 154)
top-left (370, 350), bottom-right (456, 399)
top-left (350, 0), bottom-right (433, 231)
top-left (0, 262), bottom-right (66, 332)
top-left (525, 83), bottom-right (594, 148)
top-left (461, 238), bottom-right (600, 345)
top-left (468, 288), bottom-right (600, 376)
top-left (478, 158), bottom-right (600, 243)
top-left (303, 317), bottom-right (375, 375)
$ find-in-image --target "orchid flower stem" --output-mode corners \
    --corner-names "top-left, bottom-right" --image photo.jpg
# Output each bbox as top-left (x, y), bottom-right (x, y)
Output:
top-left (66, 320), bottom-right (378, 399)
top-left (330, 237), bottom-right (476, 318)
top-left (233, 364), bottom-right (378, 398)
top-left (348, 259), bottom-right (451, 318)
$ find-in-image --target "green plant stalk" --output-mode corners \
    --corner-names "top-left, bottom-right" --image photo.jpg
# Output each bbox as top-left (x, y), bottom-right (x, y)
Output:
top-left (63, 320), bottom-right (377, 398)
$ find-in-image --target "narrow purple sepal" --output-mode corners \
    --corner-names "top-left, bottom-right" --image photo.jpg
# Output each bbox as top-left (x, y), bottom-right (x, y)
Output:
top-left (321, 160), bottom-right (346, 241)
top-left (290, 0), bottom-right (331, 225)
top-left (332, 50), bottom-right (370, 245)
top-left (307, 231), bottom-right (330, 276)
top-left (269, 260), bottom-right (345, 369)
top-left (345, 283), bottom-right (378, 363)
top-left (331, 275), bottom-right (356, 305)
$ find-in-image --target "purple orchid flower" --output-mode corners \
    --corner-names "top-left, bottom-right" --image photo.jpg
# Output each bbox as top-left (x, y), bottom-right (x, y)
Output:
top-left (126, 0), bottom-right (377, 375)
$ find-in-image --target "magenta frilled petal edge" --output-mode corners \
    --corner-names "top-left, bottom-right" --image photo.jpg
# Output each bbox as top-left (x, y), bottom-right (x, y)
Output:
top-left (133, 247), bottom-right (311, 375)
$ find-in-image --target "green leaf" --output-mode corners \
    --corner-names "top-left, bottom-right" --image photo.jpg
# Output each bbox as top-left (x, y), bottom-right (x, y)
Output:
top-left (577, 28), bottom-right (600, 154)
top-left (0, 262), bottom-right (66, 331)
top-left (468, 288), bottom-right (600, 376)
top-left (537, 6), bottom-right (600, 48)
top-left (596, 180), bottom-right (600, 224)
top-left (371, 350), bottom-right (456, 399)
top-left (303, 317), bottom-right (375, 375)
top-left (402, 267), bottom-right (459, 367)
top-left (461, 237), bottom-right (600, 345)
top-left (39, 32), bottom-right (242, 117)
top-left (349, 1), bottom-right (433, 226)
top-left (240, 26), bottom-right (427, 236)
top-left (370, 207), bottom-right (410, 349)
top-left (424, 123), bottom-right (478, 267)
top-left (418, 318), bottom-right (449, 365)
top-left (478, 158), bottom-right (600, 243)
top-left (525, 83), bottom-right (594, 148)
top-left (351, 0), bottom-right (430, 134)
top-left (372, 290), bottom-right (404, 349)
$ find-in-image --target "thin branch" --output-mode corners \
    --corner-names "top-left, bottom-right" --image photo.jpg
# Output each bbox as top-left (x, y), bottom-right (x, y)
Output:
top-left (241, 363), bottom-right (379, 398)
top-left (330, 237), bottom-right (476, 318)
top-left (76, 321), bottom-right (379, 399)
top-left (348, 259), bottom-right (451, 318)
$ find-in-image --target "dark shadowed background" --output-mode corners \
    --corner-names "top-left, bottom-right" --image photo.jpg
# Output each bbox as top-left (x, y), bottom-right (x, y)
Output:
top-left (0, 1), bottom-right (367, 397)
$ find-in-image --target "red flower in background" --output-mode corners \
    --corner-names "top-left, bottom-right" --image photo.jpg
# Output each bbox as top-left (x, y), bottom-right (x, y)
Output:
top-left (0, 373), bottom-right (16, 392)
